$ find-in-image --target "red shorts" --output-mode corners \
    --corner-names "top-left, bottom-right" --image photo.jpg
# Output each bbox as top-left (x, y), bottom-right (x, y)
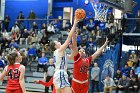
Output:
top-left (6, 88), bottom-right (22, 93)
top-left (71, 80), bottom-right (88, 93)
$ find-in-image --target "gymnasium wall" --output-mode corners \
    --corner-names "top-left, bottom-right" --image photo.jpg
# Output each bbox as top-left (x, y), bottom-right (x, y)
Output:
top-left (52, 0), bottom-right (95, 19)
top-left (4, 0), bottom-right (114, 29)
top-left (5, 0), bottom-right (48, 28)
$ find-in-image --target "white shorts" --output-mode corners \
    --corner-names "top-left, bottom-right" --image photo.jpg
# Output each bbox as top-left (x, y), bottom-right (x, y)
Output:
top-left (53, 70), bottom-right (70, 89)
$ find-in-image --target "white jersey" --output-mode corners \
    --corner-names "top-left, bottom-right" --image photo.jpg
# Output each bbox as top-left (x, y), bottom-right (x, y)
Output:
top-left (53, 49), bottom-right (67, 71)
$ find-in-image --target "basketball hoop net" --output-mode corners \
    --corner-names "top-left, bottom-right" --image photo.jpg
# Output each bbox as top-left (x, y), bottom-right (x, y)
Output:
top-left (90, 0), bottom-right (110, 22)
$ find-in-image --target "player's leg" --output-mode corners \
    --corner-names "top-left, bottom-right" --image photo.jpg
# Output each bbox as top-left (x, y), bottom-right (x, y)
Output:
top-left (56, 89), bottom-right (61, 93)
top-left (61, 87), bottom-right (72, 93)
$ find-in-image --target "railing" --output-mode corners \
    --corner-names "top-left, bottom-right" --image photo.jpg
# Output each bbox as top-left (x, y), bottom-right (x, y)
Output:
top-left (15, 18), bottom-right (70, 30)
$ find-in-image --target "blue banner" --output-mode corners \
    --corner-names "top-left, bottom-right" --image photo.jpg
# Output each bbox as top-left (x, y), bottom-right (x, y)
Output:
top-left (99, 43), bottom-right (120, 81)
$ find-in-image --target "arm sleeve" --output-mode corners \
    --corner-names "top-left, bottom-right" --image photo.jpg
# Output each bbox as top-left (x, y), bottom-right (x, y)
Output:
top-left (38, 77), bottom-right (53, 87)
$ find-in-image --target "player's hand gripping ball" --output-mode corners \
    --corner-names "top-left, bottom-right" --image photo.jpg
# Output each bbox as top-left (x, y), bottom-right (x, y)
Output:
top-left (75, 9), bottom-right (86, 20)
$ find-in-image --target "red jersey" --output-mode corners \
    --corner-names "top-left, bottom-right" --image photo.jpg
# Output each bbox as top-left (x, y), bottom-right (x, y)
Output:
top-left (73, 53), bottom-right (92, 81)
top-left (6, 63), bottom-right (21, 90)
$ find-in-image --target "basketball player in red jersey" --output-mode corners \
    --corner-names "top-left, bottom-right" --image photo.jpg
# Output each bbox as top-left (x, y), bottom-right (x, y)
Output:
top-left (0, 52), bottom-right (26, 93)
top-left (71, 33), bottom-right (109, 93)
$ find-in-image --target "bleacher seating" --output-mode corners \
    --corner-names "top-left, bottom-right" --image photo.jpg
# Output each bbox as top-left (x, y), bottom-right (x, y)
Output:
top-left (25, 72), bottom-right (45, 92)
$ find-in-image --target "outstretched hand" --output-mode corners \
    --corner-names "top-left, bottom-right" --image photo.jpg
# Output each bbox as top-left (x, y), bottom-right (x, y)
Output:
top-left (34, 80), bottom-right (39, 83)
top-left (74, 18), bottom-right (80, 24)
top-left (104, 37), bottom-right (109, 46)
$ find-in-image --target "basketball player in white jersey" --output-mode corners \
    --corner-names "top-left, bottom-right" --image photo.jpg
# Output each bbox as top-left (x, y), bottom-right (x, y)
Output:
top-left (50, 19), bottom-right (79, 93)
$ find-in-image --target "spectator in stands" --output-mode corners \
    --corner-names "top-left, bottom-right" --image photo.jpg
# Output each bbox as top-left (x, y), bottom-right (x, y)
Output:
top-left (0, 56), bottom-right (5, 69)
top-left (30, 32), bottom-right (37, 44)
top-left (1, 37), bottom-right (9, 50)
top-left (75, 27), bottom-right (81, 46)
top-left (47, 22), bottom-right (55, 34)
top-left (53, 20), bottom-right (61, 33)
top-left (80, 36), bottom-right (87, 49)
top-left (28, 10), bottom-right (36, 19)
top-left (103, 75), bottom-right (116, 93)
top-left (129, 51), bottom-right (137, 64)
top-left (107, 12), bottom-right (114, 23)
top-left (91, 62), bottom-right (100, 93)
top-left (78, 19), bottom-right (84, 30)
top-left (129, 76), bottom-right (139, 93)
top-left (86, 19), bottom-right (95, 32)
top-left (129, 69), bottom-right (135, 79)
top-left (64, 20), bottom-right (71, 31)
top-left (96, 26), bottom-right (101, 39)
top-left (9, 45), bottom-right (17, 53)
top-left (15, 31), bottom-right (21, 44)
top-left (27, 44), bottom-right (36, 65)
top-left (127, 57), bottom-right (133, 68)
top-left (20, 29), bottom-right (29, 45)
top-left (11, 21), bottom-right (20, 33)
top-left (2, 29), bottom-right (9, 40)
top-left (32, 21), bottom-right (38, 33)
top-left (87, 37), bottom-right (95, 56)
top-left (114, 69), bottom-right (122, 85)
top-left (4, 15), bottom-right (10, 31)
top-left (9, 39), bottom-right (18, 49)
top-left (16, 11), bottom-right (24, 25)
top-left (40, 34), bottom-right (50, 46)
top-left (10, 30), bottom-right (17, 40)
top-left (37, 52), bottom-right (48, 72)
top-left (44, 58), bottom-right (55, 93)
top-left (89, 30), bottom-right (96, 41)
top-left (121, 64), bottom-right (131, 77)
top-left (28, 31), bottom-right (37, 45)
top-left (116, 73), bottom-right (130, 93)
top-left (42, 23), bottom-right (47, 31)
top-left (81, 26), bottom-right (89, 40)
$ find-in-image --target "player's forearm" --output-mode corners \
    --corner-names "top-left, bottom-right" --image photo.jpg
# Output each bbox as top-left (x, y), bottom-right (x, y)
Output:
top-left (97, 42), bottom-right (107, 53)
top-left (68, 23), bottom-right (77, 38)
top-left (19, 79), bottom-right (26, 93)
top-left (92, 42), bottom-right (107, 59)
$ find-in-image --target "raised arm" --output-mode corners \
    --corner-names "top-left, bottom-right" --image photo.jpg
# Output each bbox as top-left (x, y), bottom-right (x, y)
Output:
top-left (67, 32), bottom-right (78, 60)
top-left (71, 32), bottom-right (78, 56)
top-left (91, 37), bottom-right (109, 60)
top-left (19, 65), bottom-right (26, 93)
top-left (59, 19), bottom-right (78, 52)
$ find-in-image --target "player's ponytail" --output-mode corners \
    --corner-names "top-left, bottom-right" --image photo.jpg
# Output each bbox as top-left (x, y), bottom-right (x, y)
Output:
top-left (7, 52), bottom-right (18, 65)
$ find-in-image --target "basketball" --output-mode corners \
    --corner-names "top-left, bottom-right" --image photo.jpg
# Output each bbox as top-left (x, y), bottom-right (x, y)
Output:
top-left (75, 9), bottom-right (86, 19)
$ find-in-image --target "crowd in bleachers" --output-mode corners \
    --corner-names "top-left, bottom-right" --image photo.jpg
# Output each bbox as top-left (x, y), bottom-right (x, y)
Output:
top-left (0, 10), bottom-right (140, 93)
